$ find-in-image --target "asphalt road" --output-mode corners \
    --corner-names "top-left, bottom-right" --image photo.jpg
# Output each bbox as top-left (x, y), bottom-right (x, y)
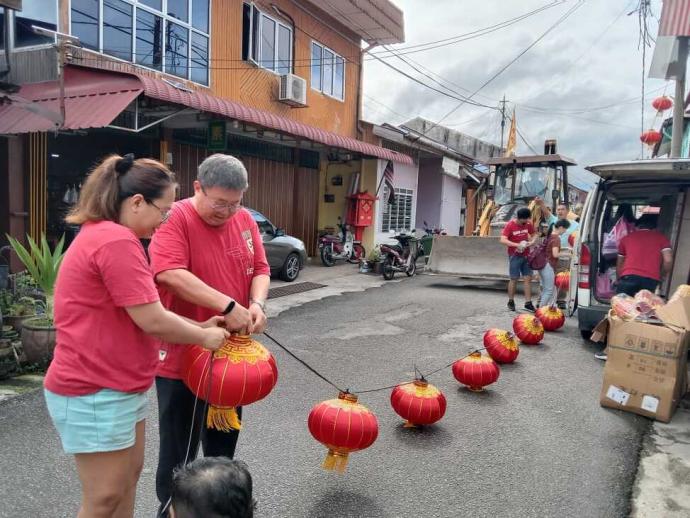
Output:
top-left (0, 275), bottom-right (650, 518)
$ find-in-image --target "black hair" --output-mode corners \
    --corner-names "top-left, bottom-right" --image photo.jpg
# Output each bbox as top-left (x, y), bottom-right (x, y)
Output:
top-left (516, 207), bottom-right (531, 220)
top-left (170, 457), bottom-right (255, 518)
top-left (636, 214), bottom-right (658, 230)
top-left (555, 219), bottom-right (571, 230)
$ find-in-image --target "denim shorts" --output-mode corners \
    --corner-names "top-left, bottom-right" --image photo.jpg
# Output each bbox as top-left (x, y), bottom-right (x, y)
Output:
top-left (509, 254), bottom-right (532, 279)
top-left (44, 388), bottom-right (147, 454)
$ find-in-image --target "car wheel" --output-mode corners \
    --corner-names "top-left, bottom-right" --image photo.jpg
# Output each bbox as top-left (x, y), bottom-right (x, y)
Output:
top-left (279, 253), bottom-right (300, 282)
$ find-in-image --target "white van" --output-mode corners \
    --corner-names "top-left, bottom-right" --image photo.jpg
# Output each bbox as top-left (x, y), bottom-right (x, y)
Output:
top-left (570, 159), bottom-right (690, 339)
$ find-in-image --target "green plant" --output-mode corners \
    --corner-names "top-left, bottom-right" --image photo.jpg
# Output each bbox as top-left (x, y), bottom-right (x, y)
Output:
top-left (368, 246), bottom-right (382, 262)
top-left (6, 234), bottom-right (65, 323)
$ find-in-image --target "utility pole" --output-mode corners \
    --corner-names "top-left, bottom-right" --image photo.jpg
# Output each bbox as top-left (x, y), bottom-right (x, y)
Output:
top-left (500, 94), bottom-right (507, 150)
top-left (671, 37), bottom-right (688, 158)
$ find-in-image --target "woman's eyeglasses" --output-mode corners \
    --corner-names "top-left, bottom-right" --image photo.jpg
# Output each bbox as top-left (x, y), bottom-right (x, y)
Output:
top-left (147, 200), bottom-right (170, 223)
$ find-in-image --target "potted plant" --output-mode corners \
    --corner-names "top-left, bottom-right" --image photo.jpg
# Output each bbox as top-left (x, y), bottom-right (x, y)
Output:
top-left (6, 234), bottom-right (65, 363)
top-left (367, 246), bottom-right (383, 274)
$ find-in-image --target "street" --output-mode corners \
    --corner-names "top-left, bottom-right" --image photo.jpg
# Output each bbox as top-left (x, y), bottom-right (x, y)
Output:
top-left (0, 274), bottom-right (649, 518)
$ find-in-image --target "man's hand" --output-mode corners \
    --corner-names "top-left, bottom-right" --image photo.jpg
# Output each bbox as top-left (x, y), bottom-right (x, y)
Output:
top-left (249, 303), bottom-right (267, 334)
top-left (200, 315), bottom-right (225, 328)
top-left (224, 302), bottom-right (254, 334)
top-left (199, 326), bottom-right (229, 351)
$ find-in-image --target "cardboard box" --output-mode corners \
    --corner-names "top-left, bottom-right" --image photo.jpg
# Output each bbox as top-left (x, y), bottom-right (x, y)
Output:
top-left (656, 295), bottom-right (690, 331)
top-left (599, 316), bottom-right (688, 423)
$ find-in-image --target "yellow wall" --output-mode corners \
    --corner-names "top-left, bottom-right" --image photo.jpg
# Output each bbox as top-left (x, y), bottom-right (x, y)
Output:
top-left (318, 161), bottom-right (361, 231)
top-left (360, 159), bottom-right (379, 253)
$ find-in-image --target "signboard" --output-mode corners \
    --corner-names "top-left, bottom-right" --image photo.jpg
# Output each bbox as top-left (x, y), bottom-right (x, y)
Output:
top-left (207, 120), bottom-right (226, 150)
top-left (0, 1), bottom-right (22, 10)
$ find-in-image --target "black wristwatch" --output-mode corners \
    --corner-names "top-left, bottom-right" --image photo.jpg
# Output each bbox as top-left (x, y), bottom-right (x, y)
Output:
top-left (222, 300), bottom-right (236, 315)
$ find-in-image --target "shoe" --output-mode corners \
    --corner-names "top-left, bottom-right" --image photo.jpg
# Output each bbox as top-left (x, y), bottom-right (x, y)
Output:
top-left (524, 301), bottom-right (536, 313)
top-left (594, 350), bottom-right (608, 361)
top-left (507, 299), bottom-right (516, 311)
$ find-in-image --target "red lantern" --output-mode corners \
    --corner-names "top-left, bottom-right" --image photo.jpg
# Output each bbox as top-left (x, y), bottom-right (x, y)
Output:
top-left (390, 379), bottom-right (447, 427)
top-left (483, 329), bottom-right (519, 364)
top-left (640, 130), bottom-right (662, 145)
top-left (652, 96), bottom-right (673, 112)
top-left (555, 271), bottom-right (570, 290)
top-left (535, 305), bottom-right (566, 331)
top-left (512, 314), bottom-right (544, 345)
top-left (308, 392), bottom-right (379, 472)
top-left (183, 335), bottom-right (278, 431)
top-left (452, 351), bottom-right (500, 391)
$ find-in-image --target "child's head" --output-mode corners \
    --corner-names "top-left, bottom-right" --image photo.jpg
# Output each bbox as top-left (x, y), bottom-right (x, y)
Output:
top-left (170, 457), bottom-right (255, 518)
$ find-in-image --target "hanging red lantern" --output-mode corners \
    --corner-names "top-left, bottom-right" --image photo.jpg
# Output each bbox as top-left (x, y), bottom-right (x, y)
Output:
top-left (640, 130), bottom-right (662, 145)
top-left (555, 271), bottom-right (570, 290)
top-left (483, 329), bottom-right (519, 364)
top-left (308, 392), bottom-right (379, 472)
top-left (512, 314), bottom-right (545, 345)
top-left (452, 351), bottom-right (500, 391)
top-left (183, 335), bottom-right (278, 431)
top-left (535, 305), bottom-right (566, 331)
top-left (390, 379), bottom-right (447, 427)
top-left (652, 96), bottom-right (673, 112)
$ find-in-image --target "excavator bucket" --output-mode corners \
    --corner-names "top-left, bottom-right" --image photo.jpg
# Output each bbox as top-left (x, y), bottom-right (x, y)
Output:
top-left (425, 236), bottom-right (509, 280)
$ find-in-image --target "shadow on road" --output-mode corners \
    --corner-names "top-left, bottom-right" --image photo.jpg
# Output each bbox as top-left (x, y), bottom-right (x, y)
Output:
top-left (307, 490), bottom-right (384, 518)
top-left (392, 423), bottom-right (454, 450)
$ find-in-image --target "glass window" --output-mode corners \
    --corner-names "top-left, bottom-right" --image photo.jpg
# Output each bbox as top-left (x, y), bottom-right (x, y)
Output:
top-left (192, 0), bottom-right (209, 32)
top-left (135, 8), bottom-right (163, 70)
top-left (103, 0), bottom-right (132, 61)
top-left (190, 32), bottom-right (208, 85)
top-left (260, 15), bottom-right (275, 70)
top-left (167, 0), bottom-right (188, 23)
top-left (311, 42), bottom-right (322, 90)
top-left (276, 24), bottom-right (291, 75)
top-left (139, 0), bottom-right (162, 10)
top-left (333, 56), bottom-right (344, 99)
top-left (0, 9), bottom-right (5, 51)
top-left (382, 188), bottom-right (414, 232)
top-left (14, 1), bottom-right (57, 48)
top-left (165, 21), bottom-right (188, 78)
top-left (322, 48), bottom-right (334, 95)
top-left (71, 0), bottom-right (99, 51)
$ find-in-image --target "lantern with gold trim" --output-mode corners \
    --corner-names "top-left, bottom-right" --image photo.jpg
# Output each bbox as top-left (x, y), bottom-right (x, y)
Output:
top-left (535, 304), bottom-right (566, 331)
top-left (308, 392), bottom-right (379, 472)
top-left (512, 314), bottom-right (544, 345)
top-left (555, 271), bottom-right (570, 291)
top-left (483, 329), bottom-right (519, 364)
top-left (452, 352), bottom-right (500, 391)
top-left (183, 335), bottom-right (278, 432)
top-left (390, 378), bottom-right (447, 427)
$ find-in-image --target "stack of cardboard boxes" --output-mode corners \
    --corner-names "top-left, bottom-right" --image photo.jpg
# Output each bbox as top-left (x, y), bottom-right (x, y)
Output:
top-left (595, 293), bottom-right (690, 423)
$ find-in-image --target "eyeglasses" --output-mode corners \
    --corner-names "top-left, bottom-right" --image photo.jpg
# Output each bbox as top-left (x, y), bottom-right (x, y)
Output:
top-left (201, 186), bottom-right (242, 212)
top-left (147, 200), bottom-right (170, 223)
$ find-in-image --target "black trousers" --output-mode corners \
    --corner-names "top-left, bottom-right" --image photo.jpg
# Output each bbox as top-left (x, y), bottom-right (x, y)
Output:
top-left (616, 274), bottom-right (659, 297)
top-left (155, 377), bottom-right (241, 514)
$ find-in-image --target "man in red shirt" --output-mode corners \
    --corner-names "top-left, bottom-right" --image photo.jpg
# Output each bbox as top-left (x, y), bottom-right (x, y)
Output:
top-left (500, 207), bottom-right (537, 312)
top-left (148, 154), bottom-right (270, 517)
top-left (616, 214), bottom-right (673, 296)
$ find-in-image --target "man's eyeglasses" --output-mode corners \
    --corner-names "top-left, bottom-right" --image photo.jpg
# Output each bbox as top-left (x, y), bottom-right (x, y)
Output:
top-left (147, 200), bottom-right (170, 223)
top-left (201, 186), bottom-right (242, 212)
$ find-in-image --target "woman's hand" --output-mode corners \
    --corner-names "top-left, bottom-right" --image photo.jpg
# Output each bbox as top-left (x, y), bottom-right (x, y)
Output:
top-left (200, 315), bottom-right (226, 328)
top-left (199, 327), bottom-right (229, 351)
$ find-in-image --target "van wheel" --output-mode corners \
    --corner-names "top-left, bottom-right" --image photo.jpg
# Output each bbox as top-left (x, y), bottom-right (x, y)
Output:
top-left (580, 330), bottom-right (592, 341)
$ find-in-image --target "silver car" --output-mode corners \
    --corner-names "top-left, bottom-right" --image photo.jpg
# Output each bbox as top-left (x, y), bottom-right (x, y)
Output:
top-left (249, 209), bottom-right (307, 282)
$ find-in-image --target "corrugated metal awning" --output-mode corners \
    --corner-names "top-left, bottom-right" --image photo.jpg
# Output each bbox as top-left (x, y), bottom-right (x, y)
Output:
top-left (659, 0), bottom-right (690, 36)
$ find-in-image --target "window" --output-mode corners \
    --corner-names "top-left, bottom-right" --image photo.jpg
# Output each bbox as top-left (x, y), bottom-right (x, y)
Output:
top-left (382, 188), bottom-right (414, 233)
top-left (0, 1), bottom-right (58, 51)
top-left (70, 0), bottom-right (210, 86)
top-left (310, 41), bottom-right (345, 100)
top-left (241, 3), bottom-right (292, 74)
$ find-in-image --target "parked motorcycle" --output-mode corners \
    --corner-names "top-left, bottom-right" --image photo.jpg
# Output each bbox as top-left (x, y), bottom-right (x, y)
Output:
top-left (381, 231), bottom-right (418, 280)
top-left (319, 219), bottom-right (366, 267)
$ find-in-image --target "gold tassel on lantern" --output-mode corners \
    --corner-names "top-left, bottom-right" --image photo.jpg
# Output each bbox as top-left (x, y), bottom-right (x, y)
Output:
top-left (207, 406), bottom-right (242, 432)
top-left (323, 449), bottom-right (349, 472)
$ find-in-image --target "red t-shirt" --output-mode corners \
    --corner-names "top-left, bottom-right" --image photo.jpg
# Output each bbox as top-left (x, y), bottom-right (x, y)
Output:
top-left (502, 220), bottom-right (535, 256)
top-left (44, 221), bottom-right (160, 396)
top-left (618, 229), bottom-right (672, 281)
top-left (149, 200), bottom-right (270, 379)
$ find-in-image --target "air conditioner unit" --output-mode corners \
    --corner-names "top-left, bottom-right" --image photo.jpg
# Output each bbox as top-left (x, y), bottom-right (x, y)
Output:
top-left (278, 73), bottom-right (307, 107)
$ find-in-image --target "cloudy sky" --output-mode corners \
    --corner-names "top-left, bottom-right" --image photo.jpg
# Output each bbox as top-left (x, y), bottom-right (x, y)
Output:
top-left (361, 0), bottom-right (670, 188)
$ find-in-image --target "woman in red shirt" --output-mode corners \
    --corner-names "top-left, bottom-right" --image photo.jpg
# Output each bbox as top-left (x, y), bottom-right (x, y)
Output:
top-left (43, 154), bottom-right (228, 518)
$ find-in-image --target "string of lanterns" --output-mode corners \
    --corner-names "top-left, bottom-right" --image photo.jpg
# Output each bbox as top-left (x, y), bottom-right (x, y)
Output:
top-left (181, 305), bottom-right (567, 472)
top-left (639, 95), bottom-right (674, 148)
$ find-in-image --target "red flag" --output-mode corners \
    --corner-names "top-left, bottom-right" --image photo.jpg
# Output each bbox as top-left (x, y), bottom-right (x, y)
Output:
top-left (383, 160), bottom-right (395, 204)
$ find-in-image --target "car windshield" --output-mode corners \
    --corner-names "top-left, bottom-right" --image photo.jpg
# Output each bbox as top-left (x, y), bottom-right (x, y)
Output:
top-left (494, 166), bottom-right (555, 204)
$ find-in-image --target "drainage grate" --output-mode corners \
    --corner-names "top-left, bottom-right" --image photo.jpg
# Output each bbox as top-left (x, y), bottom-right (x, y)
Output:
top-left (267, 282), bottom-right (326, 300)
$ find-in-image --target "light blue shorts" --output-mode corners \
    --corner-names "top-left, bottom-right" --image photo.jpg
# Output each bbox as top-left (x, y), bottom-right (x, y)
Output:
top-left (44, 388), bottom-right (147, 454)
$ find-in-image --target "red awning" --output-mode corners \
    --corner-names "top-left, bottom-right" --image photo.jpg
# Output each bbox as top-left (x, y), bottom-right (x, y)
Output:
top-left (0, 66), bottom-right (412, 164)
top-left (0, 67), bottom-right (143, 133)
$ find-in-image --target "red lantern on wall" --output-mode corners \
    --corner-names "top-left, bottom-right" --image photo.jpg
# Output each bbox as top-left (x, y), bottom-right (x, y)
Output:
top-left (555, 271), bottom-right (570, 291)
top-left (390, 379), bottom-right (447, 427)
top-left (483, 329), bottom-right (519, 364)
top-left (512, 314), bottom-right (545, 345)
top-left (308, 392), bottom-right (379, 472)
top-left (452, 352), bottom-right (500, 391)
top-left (652, 96), bottom-right (673, 112)
top-left (640, 130), bottom-right (662, 145)
top-left (183, 335), bottom-right (278, 431)
top-left (535, 305), bottom-right (566, 331)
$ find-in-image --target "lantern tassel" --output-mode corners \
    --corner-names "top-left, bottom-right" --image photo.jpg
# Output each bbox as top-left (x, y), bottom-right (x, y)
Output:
top-left (322, 450), bottom-right (349, 472)
top-left (403, 420), bottom-right (418, 428)
top-left (207, 406), bottom-right (242, 432)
